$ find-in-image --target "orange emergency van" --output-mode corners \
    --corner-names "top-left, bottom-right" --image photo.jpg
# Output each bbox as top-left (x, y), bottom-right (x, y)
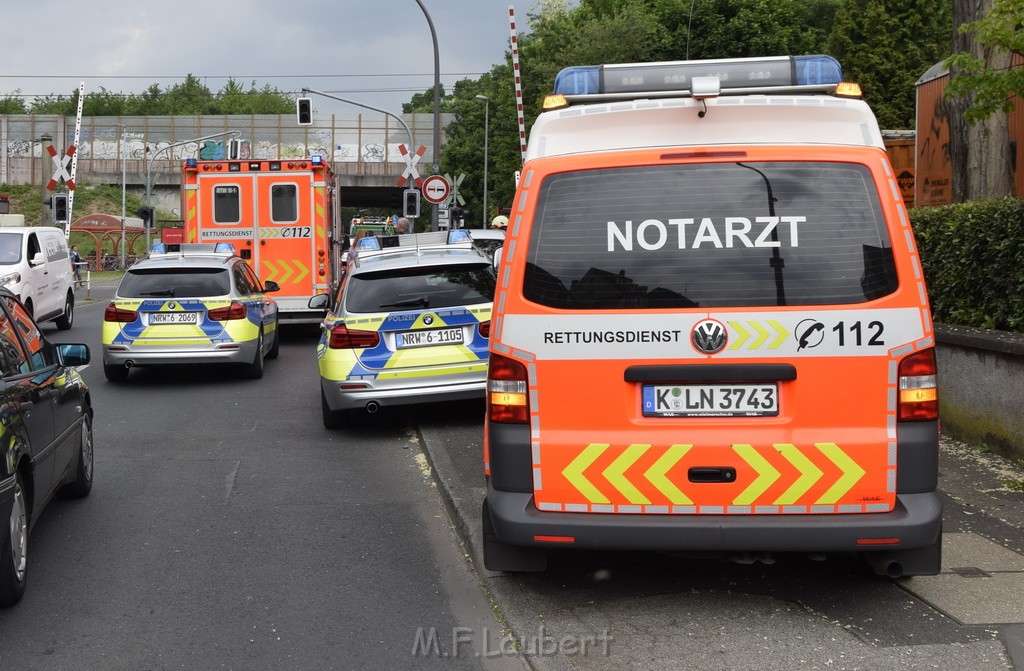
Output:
top-left (181, 155), bottom-right (343, 323)
top-left (483, 55), bottom-right (942, 577)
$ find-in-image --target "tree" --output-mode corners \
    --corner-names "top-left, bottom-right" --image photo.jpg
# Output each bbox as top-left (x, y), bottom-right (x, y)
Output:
top-left (0, 92), bottom-right (27, 114)
top-left (827, 0), bottom-right (952, 129)
top-left (944, 0), bottom-right (1019, 200)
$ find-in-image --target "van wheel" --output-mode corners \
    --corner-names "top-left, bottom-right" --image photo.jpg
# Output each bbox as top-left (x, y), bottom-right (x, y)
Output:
top-left (0, 471), bottom-right (28, 607)
top-left (104, 363), bottom-right (129, 382)
top-left (482, 499), bottom-right (547, 572)
top-left (55, 291), bottom-right (75, 330)
top-left (58, 413), bottom-right (93, 499)
top-left (321, 388), bottom-right (349, 429)
top-left (23, 299), bottom-right (32, 319)
top-left (244, 330), bottom-right (265, 379)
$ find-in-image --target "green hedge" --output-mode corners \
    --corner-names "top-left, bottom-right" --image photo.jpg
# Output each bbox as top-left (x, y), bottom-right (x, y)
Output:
top-left (911, 198), bottom-right (1024, 333)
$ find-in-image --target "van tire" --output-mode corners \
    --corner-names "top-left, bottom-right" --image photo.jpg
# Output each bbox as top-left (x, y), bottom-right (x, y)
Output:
top-left (482, 499), bottom-right (547, 572)
top-left (55, 291), bottom-right (74, 330)
top-left (23, 299), bottom-right (32, 319)
top-left (104, 363), bottom-right (129, 382)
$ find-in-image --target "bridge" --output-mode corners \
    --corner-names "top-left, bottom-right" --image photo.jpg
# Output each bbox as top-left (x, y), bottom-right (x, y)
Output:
top-left (0, 113), bottom-right (450, 209)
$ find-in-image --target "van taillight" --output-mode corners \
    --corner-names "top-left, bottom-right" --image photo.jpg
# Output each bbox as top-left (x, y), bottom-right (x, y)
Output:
top-left (478, 320), bottom-right (491, 338)
top-left (329, 323), bottom-right (380, 349)
top-left (488, 353), bottom-right (529, 424)
top-left (104, 303), bottom-right (137, 323)
top-left (898, 348), bottom-right (938, 421)
top-left (207, 301), bottom-right (247, 321)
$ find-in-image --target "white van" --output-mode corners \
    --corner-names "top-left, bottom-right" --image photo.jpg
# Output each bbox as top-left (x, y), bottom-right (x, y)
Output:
top-left (0, 226), bottom-right (75, 329)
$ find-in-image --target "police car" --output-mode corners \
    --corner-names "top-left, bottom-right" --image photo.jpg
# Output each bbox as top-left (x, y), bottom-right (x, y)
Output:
top-left (310, 230), bottom-right (495, 428)
top-left (483, 56), bottom-right (942, 577)
top-left (102, 243), bottom-right (280, 382)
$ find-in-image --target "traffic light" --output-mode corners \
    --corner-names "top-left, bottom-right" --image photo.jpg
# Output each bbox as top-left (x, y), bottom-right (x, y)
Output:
top-left (450, 207), bottom-right (466, 228)
top-left (135, 206), bottom-right (155, 228)
top-left (296, 97), bottom-right (313, 126)
top-left (403, 189), bottom-right (420, 218)
top-left (51, 193), bottom-right (69, 223)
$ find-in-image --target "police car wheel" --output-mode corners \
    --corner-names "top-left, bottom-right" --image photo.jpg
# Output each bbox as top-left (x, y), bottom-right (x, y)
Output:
top-left (58, 412), bottom-right (93, 499)
top-left (321, 388), bottom-right (349, 429)
top-left (103, 363), bottom-right (129, 382)
top-left (266, 324), bottom-right (280, 360)
top-left (244, 330), bottom-right (265, 380)
top-left (0, 472), bottom-right (28, 607)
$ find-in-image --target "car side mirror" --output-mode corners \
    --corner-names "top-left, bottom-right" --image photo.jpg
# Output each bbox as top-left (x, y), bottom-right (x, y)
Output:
top-left (57, 343), bottom-right (90, 366)
top-left (263, 280), bottom-right (281, 293)
top-left (493, 246), bottom-right (503, 271)
top-left (308, 293), bottom-right (330, 310)
top-left (30, 252), bottom-right (45, 267)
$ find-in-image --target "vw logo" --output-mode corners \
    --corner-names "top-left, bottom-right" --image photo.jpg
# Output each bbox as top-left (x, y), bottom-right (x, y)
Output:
top-left (423, 315), bottom-right (434, 326)
top-left (691, 319), bottom-right (727, 354)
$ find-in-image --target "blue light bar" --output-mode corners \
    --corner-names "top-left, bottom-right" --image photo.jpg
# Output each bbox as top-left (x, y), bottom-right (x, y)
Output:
top-left (149, 242), bottom-right (167, 254)
top-left (356, 237), bottom-right (381, 251)
top-left (447, 229), bottom-right (472, 244)
top-left (185, 158), bottom-right (197, 168)
top-left (214, 242), bottom-right (236, 254)
top-left (552, 55), bottom-right (843, 96)
top-left (311, 155), bottom-right (324, 165)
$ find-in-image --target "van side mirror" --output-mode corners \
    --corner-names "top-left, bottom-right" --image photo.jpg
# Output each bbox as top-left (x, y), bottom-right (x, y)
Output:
top-left (30, 252), bottom-right (44, 267)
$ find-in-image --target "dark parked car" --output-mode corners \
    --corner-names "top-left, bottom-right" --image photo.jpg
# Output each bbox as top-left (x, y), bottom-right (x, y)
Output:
top-left (0, 289), bottom-right (93, 606)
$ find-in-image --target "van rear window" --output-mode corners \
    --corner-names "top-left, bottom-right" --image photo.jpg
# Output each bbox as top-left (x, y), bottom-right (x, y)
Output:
top-left (524, 162), bottom-right (897, 309)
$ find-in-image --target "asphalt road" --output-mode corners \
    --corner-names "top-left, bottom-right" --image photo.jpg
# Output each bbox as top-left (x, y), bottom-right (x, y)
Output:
top-left (4, 278), bottom-right (1024, 671)
top-left (0, 280), bottom-right (525, 671)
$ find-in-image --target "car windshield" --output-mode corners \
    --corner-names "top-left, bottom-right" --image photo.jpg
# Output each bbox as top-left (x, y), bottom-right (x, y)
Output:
top-left (342, 264), bottom-right (496, 314)
top-left (0, 233), bottom-right (23, 265)
top-left (117, 267), bottom-right (231, 298)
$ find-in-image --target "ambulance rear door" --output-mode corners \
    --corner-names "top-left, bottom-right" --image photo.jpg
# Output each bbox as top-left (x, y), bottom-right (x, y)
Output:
top-left (253, 170), bottom-right (319, 313)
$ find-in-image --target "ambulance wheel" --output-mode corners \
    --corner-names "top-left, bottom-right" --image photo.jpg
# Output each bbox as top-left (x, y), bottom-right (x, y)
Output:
top-left (482, 499), bottom-right (547, 572)
top-left (0, 471), bottom-right (28, 607)
top-left (55, 291), bottom-right (74, 330)
top-left (104, 363), bottom-right (129, 382)
top-left (244, 330), bottom-right (265, 380)
top-left (267, 322), bottom-right (280, 360)
top-left (321, 388), bottom-right (349, 430)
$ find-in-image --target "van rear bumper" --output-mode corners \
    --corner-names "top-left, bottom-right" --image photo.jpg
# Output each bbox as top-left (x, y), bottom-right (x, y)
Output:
top-left (485, 484), bottom-right (943, 553)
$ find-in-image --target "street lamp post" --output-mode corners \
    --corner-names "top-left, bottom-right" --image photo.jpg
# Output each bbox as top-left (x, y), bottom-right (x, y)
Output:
top-left (414, 0), bottom-right (442, 231)
top-left (114, 124), bottom-right (128, 269)
top-left (146, 130), bottom-right (239, 250)
top-left (475, 95), bottom-right (489, 229)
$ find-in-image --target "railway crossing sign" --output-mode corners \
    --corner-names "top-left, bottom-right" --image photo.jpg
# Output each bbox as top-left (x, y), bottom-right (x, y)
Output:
top-left (396, 144), bottom-right (426, 188)
top-left (47, 144), bottom-right (77, 190)
top-left (421, 174), bottom-right (451, 204)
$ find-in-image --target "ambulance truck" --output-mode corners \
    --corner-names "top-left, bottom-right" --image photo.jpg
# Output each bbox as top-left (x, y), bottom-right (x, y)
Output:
top-left (483, 55), bottom-right (942, 578)
top-left (181, 155), bottom-right (344, 323)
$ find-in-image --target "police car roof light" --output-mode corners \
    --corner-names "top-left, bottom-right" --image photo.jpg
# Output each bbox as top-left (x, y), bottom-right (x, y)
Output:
top-left (149, 242), bottom-right (167, 255)
top-left (447, 229), bottom-right (472, 244)
top-left (551, 55), bottom-right (843, 98)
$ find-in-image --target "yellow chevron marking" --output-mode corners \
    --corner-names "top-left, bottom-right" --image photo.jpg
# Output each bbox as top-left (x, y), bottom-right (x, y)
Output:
top-left (563, 443), bottom-right (610, 504)
top-left (767, 320), bottom-right (789, 349)
top-left (293, 260), bottom-right (309, 283)
top-left (772, 443), bottom-right (824, 505)
top-left (643, 444), bottom-right (693, 505)
top-left (278, 261), bottom-right (294, 284)
top-left (262, 261), bottom-right (278, 282)
top-left (732, 444), bottom-right (781, 505)
top-left (749, 321), bottom-right (771, 349)
top-left (815, 442), bottom-right (865, 505)
top-left (603, 444), bottom-right (651, 505)
top-left (728, 321), bottom-right (750, 350)
top-left (260, 228), bottom-right (281, 238)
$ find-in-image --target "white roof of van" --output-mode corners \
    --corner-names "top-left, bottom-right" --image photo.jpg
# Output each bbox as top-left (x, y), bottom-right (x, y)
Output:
top-left (525, 94), bottom-right (885, 161)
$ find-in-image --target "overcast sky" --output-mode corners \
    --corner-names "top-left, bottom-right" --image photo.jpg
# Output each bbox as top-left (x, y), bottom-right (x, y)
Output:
top-left (2, 0), bottom-right (543, 116)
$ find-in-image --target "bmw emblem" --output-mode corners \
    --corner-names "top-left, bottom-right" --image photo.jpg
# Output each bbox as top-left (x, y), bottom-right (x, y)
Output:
top-left (423, 315), bottom-right (434, 326)
top-left (168, 302), bottom-right (177, 310)
top-left (691, 318), bottom-right (727, 355)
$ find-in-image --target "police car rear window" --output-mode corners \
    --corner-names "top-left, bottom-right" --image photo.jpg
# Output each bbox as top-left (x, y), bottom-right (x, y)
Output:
top-left (344, 265), bottom-right (496, 314)
top-left (524, 162), bottom-right (897, 309)
top-left (118, 268), bottom-right (231, 298)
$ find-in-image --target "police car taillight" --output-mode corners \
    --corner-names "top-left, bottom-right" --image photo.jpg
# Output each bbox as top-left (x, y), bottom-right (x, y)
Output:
top-left (104, 303), bottom-right (137, 323)
top-left (328, 323), bottom-right (380, 349)
top-left (898, 348), bottom-right (938, 421)
top-left (488, 353), bottom-right (529, 424)
top-left (207, 302), bottom-right (247, 321)
top-left (478, 320), bottom-right (491, 339)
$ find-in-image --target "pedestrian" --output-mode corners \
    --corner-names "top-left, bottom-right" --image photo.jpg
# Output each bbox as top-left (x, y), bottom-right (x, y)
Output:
top-left (70, 244), bottom-right (83, 286)
top-left (395, 218), bottom-right (411, 234)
